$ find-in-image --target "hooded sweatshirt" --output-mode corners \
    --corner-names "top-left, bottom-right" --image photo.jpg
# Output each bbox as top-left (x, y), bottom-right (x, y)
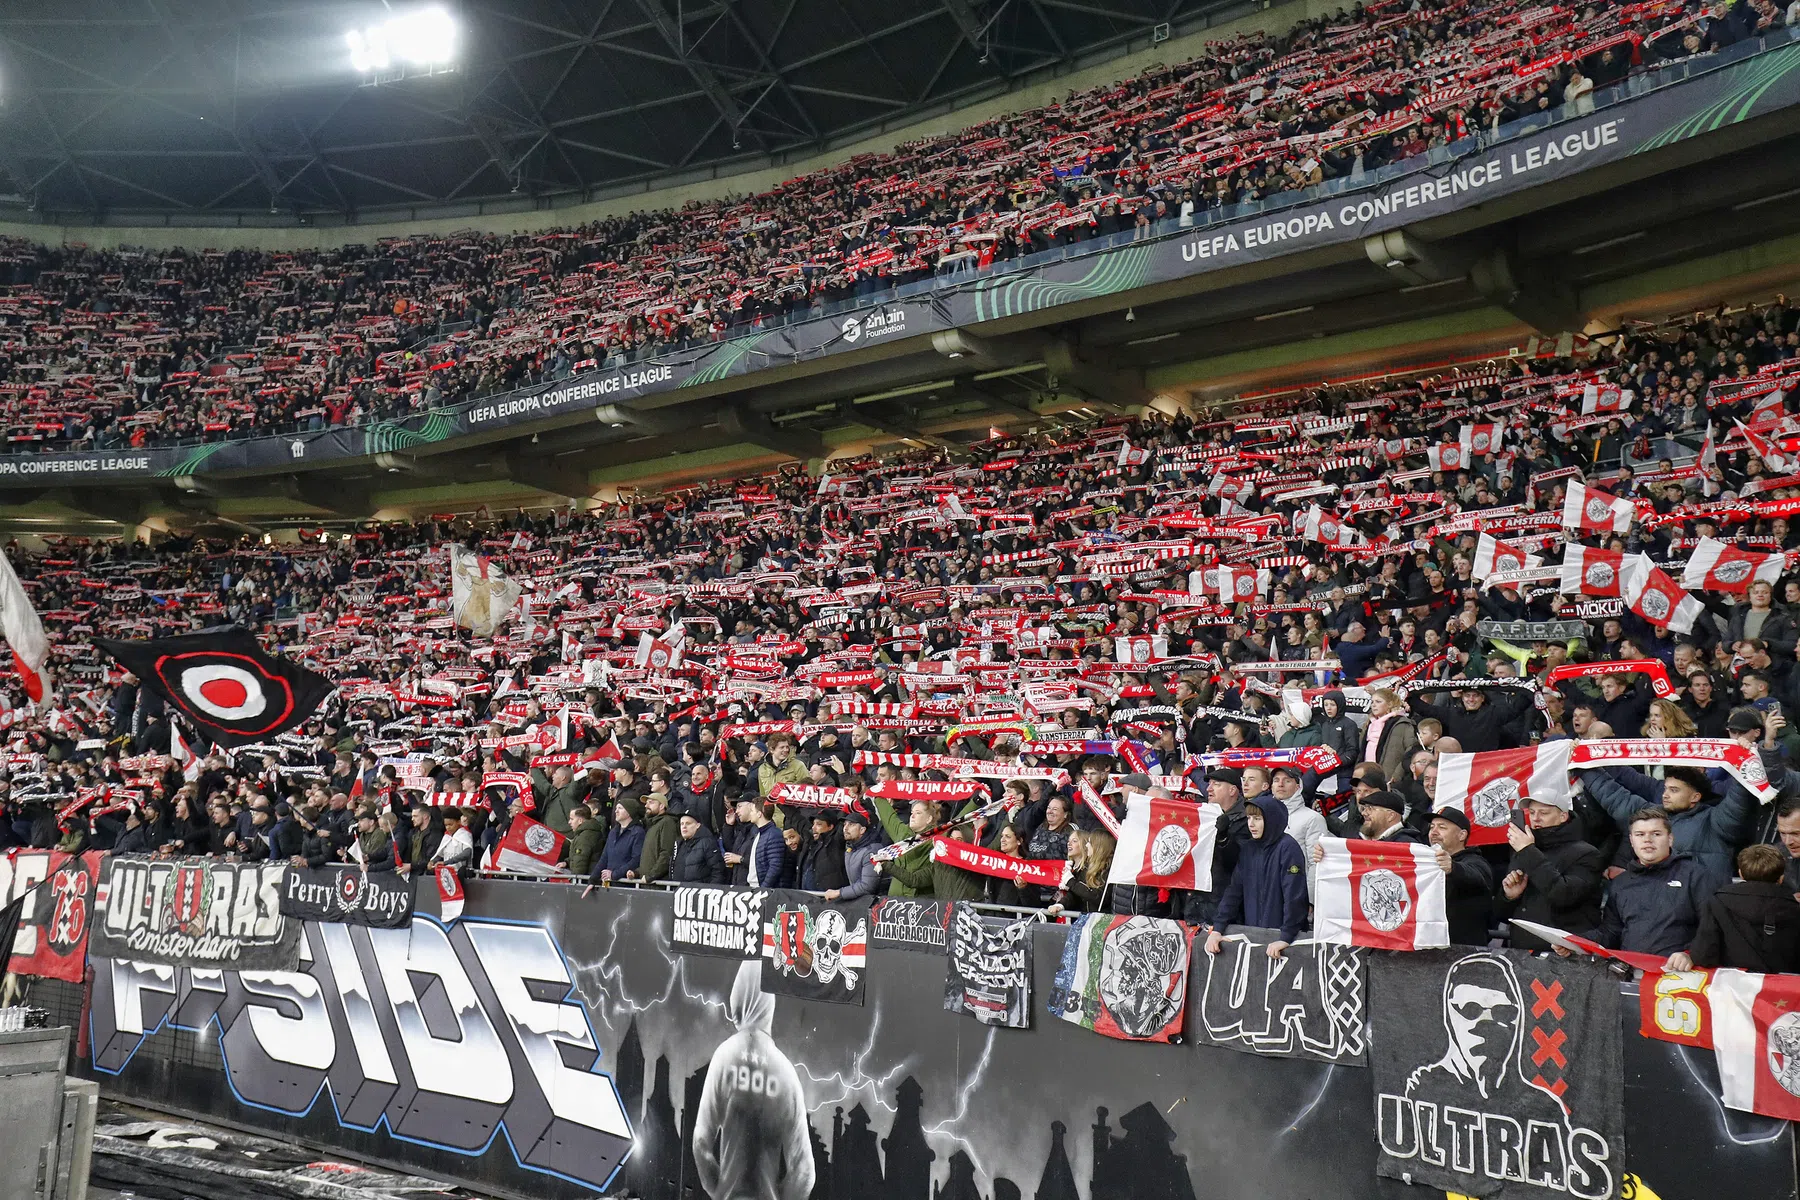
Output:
top-left (1211, 797), bottom-right (1309, 943)
top-left (692, 962), bottom-right (814, 1200)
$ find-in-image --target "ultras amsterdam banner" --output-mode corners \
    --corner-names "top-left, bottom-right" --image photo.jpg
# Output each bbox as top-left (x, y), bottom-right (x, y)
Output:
top-left (670, 885), bottom-right (767, 958)
top-left (945, 906), bottom-right (1034, 1028)
top-left (0, 848), bottom-right (102, 982)
top-left (92, 856), bottom-right (301, 970)
top-left (278, 864), bottom-right (418, 928)
top-left (1370, 947), bottom-right (1625, 1200)
top-left (759, 889), bottom-right (870, 1006)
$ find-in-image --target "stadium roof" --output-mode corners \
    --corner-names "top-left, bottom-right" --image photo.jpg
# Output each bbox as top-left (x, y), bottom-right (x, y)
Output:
top-left (0, 0), bottom-right (1233, 221)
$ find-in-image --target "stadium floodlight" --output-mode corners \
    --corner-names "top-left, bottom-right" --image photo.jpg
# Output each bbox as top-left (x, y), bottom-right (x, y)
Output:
top-left (346, 6), bottom-right (457, 75)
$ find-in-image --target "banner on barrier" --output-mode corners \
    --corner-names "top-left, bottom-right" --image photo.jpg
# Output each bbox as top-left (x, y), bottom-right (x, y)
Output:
top-left (279, 865), bottom-right (418, 928)
top-left (91, 856), bottom-right (300, 969)
top-left (0, 849), bottom-right (102, 982)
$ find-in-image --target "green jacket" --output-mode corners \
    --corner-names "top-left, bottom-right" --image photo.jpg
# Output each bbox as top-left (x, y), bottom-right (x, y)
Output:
top-left (886, 851), bottom-right (987, 901)
top-left (756, 756), bottom-right (810, 797)
top-left (566, 822), bottom-right (604, 877)
top-left (637, 812), bottom-right (678, 881)
top-left (530, 766), bottom-right (589, 835)
top-left (869, 791), bottom-right (930, 898)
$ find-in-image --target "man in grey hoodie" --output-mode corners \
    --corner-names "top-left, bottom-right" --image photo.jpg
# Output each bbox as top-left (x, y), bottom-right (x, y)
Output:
top-left (693, 961), bottom-right (814, 1200)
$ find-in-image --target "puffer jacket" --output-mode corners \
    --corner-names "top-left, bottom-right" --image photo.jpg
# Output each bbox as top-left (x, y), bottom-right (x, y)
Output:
top-left (1596, 852), bottom-right (1720, 956)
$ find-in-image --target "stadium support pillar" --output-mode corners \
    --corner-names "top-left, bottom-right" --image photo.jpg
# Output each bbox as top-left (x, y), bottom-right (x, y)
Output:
top-left (1467, 246), bottom-right (1585, 336)
top-left (717, 407), bottom-right (825, 462)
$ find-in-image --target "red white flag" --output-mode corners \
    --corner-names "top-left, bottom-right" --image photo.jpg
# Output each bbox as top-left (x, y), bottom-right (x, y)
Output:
top-left (1472, 532), bottom-right (1539, 581)
top-left (1460, 422), bottom-right (1503, 457)
top-left (1108, 792), bottom-right (1222, 893)
top-left (1622, 556), bottom-right (1704, 633)
top-left (489, 815), bottom-right (565, 875)
top-left (1737, 419), bottom-right (1794, 473)
top-left (1115, 635), bottom-right (1168, 666)
top-left (1581, 382), bottom-right (1633, 414)
top-left (436, 865), bottom-right (465, 922)
top-left (1680, 536), bottom-right (1786, 594)
top-left (0, 550), bottom-right (49, 704)
top-left (1561, 481), bottom-right (1636, 535)
top-left (1301, 505), bottom-right (1362, 546)
top-left (1432, 742), bottom-right (1573, 845)
top-left (1426, 442), bottom-right (1466, 473)
top-left (1704, 969), bottom-right (1800, 1120)
top-left (1558, 544), bottom-right (1627, 596)
top-left (171, 725), bottom-right (203, 783)
top-left (634, 621), bottom-right (685, 670)
top-left (1314, 837), bottom-right (1448, 950)
top-left (1214, 566), bottom-right (1271, 605)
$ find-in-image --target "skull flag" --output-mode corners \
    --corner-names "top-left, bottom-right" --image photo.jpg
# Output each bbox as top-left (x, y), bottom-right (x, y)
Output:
top-left (96, 625), bottom-right (334, 749)
top-left (759, 890), bottom-right (870, 1006)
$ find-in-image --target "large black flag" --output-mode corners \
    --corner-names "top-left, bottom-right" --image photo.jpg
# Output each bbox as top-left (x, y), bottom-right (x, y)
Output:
top-left (96, 625), bottom-right (334, 748)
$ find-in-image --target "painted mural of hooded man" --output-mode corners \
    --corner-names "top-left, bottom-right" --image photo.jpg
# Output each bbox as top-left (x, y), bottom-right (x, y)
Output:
top-left (692, 960), bottom-right (814, 1200)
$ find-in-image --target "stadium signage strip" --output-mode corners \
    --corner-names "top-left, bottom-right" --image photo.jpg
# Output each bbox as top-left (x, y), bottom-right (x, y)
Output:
top-left (4, 51), bottom-right (1794, 486)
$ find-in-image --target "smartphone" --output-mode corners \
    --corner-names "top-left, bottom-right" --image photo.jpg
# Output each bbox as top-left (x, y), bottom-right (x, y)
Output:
top-left (1511, 802), bottom-right (1530, 830)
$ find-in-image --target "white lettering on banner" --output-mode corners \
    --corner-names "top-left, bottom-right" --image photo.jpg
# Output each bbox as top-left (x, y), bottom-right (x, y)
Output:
top-left (840, 307), bottom-right (908, 344)
top-left (88, 918), bottom-right (634, 1193)
top-left (468, 364), bottom-right (675, 425)
top-left (0, 455), bottom-right (152, 475)
top-left (1179, 119), bottom-right (1624, 269)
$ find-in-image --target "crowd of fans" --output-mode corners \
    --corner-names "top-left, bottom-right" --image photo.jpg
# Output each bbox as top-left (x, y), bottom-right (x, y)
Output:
top-left (4, 294), bottom-right (1800, 976)
top-left (0, 0), bottom-right (1779, 451)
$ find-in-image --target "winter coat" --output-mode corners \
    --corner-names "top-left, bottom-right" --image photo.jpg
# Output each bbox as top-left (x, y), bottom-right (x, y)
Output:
top-left (747, 820), bottom-right (795, 889)
top-left (1443, 847), bottom-right (1496, 946)
top-left (721, 820), bottom-right (758, 886)
top-left (565, 822), bottom-right (605, 877)
top-left (887, 843), bottom-right (988, 901)
top-left (1689, 880), bottom-right (1800, 973)
top-left (529, 768), bottom-right (589, 835)
top-left (1502, 818), bottom-right (1606, 949)
top-left (868, 792), bottom-right (929, 897)
top-left (756, 756), bottom-right (810, 797)
top-left (1212, 797), bottom-right (1309, 943)
top-left (592, 821), bottom-right (645, 881)
top-left (1597, 852), bottom-right (1720, 956)
top-left (1313, 691), bottom-right (1363, 766)
top-left (1372, 714), bottom-right (1421, 785)
top-left (1279, 793), bottom-right (1327, 900)
top-left (1407, 690), bottom-right (1529, 753)
top-left (839, 828), bottom-right (882, 901)
top-left (1582, 755), bottom-right (1771, 877)
top-left (798, 827), bottom-right (850, 891)
top-left (638, 811), bottom-right (678, 881)
top-left (670, 833), bottom-right (728, 884)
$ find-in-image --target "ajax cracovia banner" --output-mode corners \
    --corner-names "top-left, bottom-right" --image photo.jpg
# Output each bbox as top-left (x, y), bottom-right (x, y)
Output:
top-left (278, 865), bottom-right (418, 928)
top-left (0, 848), bottom-right (102, 983)
top-left (91, 856), bottom-right (301, 970)
top-left (1370, 947), bottom-right (1626, 1200)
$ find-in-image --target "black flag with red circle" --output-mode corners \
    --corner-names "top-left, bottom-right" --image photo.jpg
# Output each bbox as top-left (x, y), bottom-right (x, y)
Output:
top-left (96, 625), bottom-right (334, 748)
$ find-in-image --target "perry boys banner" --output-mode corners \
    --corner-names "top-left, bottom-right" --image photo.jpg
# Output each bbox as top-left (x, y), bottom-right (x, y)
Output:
top-left (759, 890), bottom-right (870, 1006)
top-left (1371, 948), bottom-right (1625, 1200)
top-left (279, 864), bottom-right (418, 928)
top-left (9, 43), bottom-right (1800, 486)
top-left (0, 848), bottom-right (102, 982)
top-left (91, 856), bottom-right (301, 970)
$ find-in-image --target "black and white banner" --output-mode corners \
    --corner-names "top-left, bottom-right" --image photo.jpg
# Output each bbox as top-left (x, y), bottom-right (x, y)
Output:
top-left (92, 856), bottom-right (300, 970)
top-left (944, 906), bottom-right (1033, 1028)
top-left (1195, 927), bottom-right (1367, 1065)
top-left (669, 885), bottom-right (766, 958)
top-left (1370, 948), bottom-right (1625, 1200)
top-left (869, 897), bottom-right (957, 954)
top-left (278, 865), bottom-right (417, 928)
top-left (759, 890), bottom-right (870, 1006)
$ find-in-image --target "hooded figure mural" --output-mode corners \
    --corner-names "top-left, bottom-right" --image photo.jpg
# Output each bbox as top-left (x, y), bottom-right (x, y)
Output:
top-left (692, 960), bottom-right (815, 1200)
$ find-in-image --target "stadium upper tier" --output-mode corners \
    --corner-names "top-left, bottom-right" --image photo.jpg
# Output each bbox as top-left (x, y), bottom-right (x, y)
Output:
top-left (0, 0), bottom-right (1781, 454)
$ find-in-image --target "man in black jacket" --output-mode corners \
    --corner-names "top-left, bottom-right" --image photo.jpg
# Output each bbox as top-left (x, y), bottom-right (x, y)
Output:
top-left (1596, 808), bottom-right (1720, 957)
top-left (1407, 685), bottom-right (1531, 753)
top-left (1429, 808), bottom-right (1495, 946)
top-left (670, 812), bottom-right (728, 884)
top-left (1687, 844), bottom-right (1800, 973)
top-left (798, 812), bottom-right (850, 892)
top-left (1501, 796), bottom-right (1606, 951)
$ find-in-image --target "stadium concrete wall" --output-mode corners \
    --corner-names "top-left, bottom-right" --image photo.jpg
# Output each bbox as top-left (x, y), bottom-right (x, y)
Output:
top-left (75, 881), bottom-right (1799, 1200)
top-left (0, 0), bottom-right (1338, 252)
